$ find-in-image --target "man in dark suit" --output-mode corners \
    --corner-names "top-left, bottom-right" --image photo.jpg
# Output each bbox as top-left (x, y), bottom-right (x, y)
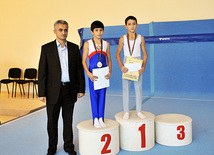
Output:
top-left (38, 20), bottom-right (85, 155)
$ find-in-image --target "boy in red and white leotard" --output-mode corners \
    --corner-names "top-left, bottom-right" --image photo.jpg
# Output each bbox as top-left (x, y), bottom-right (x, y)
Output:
top-left (82, 21), bottom-right (112, 128)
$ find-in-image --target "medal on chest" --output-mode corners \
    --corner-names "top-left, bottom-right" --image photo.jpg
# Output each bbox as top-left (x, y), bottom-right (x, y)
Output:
top-left (127, 33), bottom-right (137, 57)
top-left (92, 38), bottom-right (103, 68)
top-left (97, 61), bottom-right (102, 67)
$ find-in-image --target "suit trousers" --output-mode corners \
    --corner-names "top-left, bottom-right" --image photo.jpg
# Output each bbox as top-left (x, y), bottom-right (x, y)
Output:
top-left (46, 83), bottom-right (75, 154)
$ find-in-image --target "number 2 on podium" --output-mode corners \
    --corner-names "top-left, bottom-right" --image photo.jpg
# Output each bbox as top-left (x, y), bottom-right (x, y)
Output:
top-left (138, 124), bottom-right (146, 148)
top-left (101, 134), bottom-right (111, 154)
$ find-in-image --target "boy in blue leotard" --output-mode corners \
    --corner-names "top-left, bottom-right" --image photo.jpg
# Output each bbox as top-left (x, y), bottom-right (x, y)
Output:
top-left (82, 21), bottom-right (112, 128)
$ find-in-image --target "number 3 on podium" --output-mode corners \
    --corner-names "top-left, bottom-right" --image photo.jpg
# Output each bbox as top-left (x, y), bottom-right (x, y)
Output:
top-left (177, 125), bottom-right (185, 140)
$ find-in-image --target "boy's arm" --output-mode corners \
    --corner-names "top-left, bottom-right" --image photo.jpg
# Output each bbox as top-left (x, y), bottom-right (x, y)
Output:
top-left (105, 42), bottom-right (112, 79)
top-left (139, 36), bottom-right (148, 74)
top-left (116, 37), bottom-right (128, 73)
top-left (82, 41), bottom-right (98, 82)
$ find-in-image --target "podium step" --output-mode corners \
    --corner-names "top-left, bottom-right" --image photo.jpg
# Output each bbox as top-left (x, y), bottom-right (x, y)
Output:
top-left (155, 113), bottom-right (192, 146)
top-left (77, 119), bottom-right (119, 155)
top-left (115, 111), bottom-right (155, 151)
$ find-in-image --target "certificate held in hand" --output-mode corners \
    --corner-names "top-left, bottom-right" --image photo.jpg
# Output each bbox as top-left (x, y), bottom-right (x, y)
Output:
top-left (92, 66), bottom-right (110, 90)
top-left (122, 57), bottom-right (143, 81)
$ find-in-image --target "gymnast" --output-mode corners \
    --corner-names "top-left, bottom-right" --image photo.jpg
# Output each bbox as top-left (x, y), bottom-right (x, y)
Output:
top-left (82, 20), bottom-right (112, 128)
top-left (116, 16), bottom-right (148, 119)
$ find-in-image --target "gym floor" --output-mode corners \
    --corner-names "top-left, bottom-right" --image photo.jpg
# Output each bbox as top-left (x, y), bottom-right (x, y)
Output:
top-left (0, 93), bottom-right (213, 155)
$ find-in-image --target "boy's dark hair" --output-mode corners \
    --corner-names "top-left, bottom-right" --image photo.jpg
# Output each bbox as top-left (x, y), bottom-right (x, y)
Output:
top-left (91, 20), bottom-right (104, 31)
top-left (125, 16), bottom-right (137, 25)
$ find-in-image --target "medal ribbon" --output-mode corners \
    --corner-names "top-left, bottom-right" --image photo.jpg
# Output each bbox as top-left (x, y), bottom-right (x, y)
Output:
top-left (92, 38), bottom-right (102, 62)
top-left (127, 33), bottom-right (137, 56)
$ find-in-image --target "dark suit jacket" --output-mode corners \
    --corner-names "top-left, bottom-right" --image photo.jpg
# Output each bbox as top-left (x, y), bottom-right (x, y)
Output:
top-left (38, 40), bottom-right (85, 104)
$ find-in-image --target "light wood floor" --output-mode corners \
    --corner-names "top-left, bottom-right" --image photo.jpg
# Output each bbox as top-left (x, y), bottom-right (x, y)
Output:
top-left (0, 91), bottom-right (45, 124)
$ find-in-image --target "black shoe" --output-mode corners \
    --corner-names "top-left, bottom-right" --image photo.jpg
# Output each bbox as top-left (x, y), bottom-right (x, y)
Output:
top-left (66, 150), bottom-right (77, 155)
top-left (47, 149), bottom-right (56, 155)
top-left (47, 153), bottom-right (55, 155)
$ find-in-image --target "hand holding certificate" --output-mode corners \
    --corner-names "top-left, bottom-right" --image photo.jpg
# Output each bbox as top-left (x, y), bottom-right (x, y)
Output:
top-left (122, 57), bottom-right (143, 81)
top-left (124, 63), bottom-right (142, 72)
top-left (92, 66), bottom-right (110, 90)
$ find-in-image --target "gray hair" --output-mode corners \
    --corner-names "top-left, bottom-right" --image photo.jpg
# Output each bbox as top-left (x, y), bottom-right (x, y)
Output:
top-left (54, 20), bottom-right (69, 30)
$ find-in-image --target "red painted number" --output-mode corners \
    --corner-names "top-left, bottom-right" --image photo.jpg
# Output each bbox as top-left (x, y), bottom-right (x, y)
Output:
top-left (101, 134), bottom-right (111, 154)
top-left (177, 125), bottom-right (185, 140)
top-left (138, 124), bottom-right (146, 148)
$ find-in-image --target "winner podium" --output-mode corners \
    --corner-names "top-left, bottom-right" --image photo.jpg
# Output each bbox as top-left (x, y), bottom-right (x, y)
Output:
top-left (77, 119), bottom-right (119, 155)
top-left (155, 114), bottom-right (192, 146)
top-left (115, 111), bottom-right (155, 151)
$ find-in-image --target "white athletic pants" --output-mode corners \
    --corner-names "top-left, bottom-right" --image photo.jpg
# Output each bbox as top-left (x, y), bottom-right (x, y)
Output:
top-left (122, 56), bottom-right (143, 113)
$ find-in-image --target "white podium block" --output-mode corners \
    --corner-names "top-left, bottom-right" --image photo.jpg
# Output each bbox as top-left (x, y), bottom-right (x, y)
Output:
top-left (77, 119), bottom-right (119, 155)
top-left (155, 114), bottom-right (192, 146)
top-left (115, 111), bottom-right (155, 151)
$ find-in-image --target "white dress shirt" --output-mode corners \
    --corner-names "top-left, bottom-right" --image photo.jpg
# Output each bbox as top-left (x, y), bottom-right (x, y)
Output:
top-left (56, 40), bottom-right (70, 82)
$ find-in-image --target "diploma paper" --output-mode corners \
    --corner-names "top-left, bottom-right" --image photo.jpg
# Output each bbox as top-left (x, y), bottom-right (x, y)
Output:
top-left (124, 63), bottom-right (142, 72)
top-left (92, 66), bottom-right (110, 90)
top-left (122, 57), bottom-right (143, 81)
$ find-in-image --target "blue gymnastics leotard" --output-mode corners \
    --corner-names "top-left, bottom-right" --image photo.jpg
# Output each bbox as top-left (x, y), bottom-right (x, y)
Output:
top-left (88, 39), bottom-right (108, 122)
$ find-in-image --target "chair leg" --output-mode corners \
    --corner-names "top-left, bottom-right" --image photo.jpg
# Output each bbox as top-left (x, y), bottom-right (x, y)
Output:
top-left (15, 83), bottom-right (17, 97)
top-left (19, 84), bottom-right (22, 95)
top-left (35, 84), bottom-right (38, 96)
top-left (6, 84), bottom-right (9, 94)
top-left (33, 84), bottom-right (35, 98)
top-left (28, 82), bottom-right (30, 98)
top-left (12, 82), bottom-right (14, 97)
top-left (22, 84), bottom-right (25, 95)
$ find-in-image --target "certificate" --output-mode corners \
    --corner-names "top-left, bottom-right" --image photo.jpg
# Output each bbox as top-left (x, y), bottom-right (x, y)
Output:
top-left (122, 57), bottom-right (143, 81)
top-left (124, 63), bottom-right (142, 72)
top-left (92, 66), bottom-right (110, 90)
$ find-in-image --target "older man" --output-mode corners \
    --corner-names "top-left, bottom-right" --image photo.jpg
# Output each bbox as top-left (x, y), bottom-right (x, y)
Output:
top-left (38, 20), bottom-right (85, 155)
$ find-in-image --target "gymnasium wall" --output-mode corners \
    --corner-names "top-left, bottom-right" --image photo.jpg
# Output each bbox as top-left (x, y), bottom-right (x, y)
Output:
top-left (80, 19), bottom-right (214, 100)
top-left (0, 0), bottom-right (213, 93)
